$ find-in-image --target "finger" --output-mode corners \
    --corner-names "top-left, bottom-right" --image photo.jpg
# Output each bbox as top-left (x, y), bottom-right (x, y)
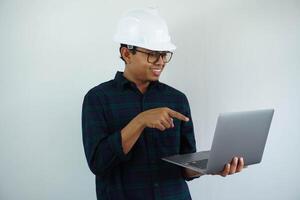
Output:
top-left (165, 117), bottom-right (174, 128)
top-left (156, 122), bottom-right (166, 131)
top-left (236, 157), bottom-right (244, 172)
top-left (161, 118), bottom-right (171, 129)
top-left (161, 110), bottom-right (174, 128)
top-left (170, 118), bottom-right (174, 128)
top-left (221, 163), bottom-right (230, 177)
top-left (168, 109), bottom-right (189, 122)
top-left (166, 117), bottom-right (174, 128)
top-left (229, 157), bottom-right (238, 174)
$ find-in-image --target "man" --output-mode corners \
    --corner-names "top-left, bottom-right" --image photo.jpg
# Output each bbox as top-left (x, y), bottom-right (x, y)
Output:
top-left (82, 8), bottom-right (244, 200)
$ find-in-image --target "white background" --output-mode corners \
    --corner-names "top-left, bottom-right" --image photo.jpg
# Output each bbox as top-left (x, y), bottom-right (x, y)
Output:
top-left (1, 0), bottom-right (299, 199)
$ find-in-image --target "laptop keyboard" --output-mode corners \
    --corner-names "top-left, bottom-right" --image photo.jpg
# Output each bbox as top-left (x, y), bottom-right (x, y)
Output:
top-left (187, 159), bottom-right (208, 169)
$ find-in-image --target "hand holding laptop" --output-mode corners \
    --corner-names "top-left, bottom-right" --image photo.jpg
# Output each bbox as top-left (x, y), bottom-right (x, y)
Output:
top-left (217, 156), bottom-right (244, 177)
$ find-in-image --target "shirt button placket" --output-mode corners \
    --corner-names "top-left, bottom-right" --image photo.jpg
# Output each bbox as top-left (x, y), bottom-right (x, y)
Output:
top-left (141, 94), bottom-right (161, 200)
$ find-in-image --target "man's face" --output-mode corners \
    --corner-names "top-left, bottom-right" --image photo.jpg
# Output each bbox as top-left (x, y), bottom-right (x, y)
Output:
top-left (126, 47), bottom-right (168, 83)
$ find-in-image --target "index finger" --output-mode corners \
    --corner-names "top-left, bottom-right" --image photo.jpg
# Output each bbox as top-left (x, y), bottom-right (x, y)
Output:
top-left (168, 109), bottom-right (189, 122)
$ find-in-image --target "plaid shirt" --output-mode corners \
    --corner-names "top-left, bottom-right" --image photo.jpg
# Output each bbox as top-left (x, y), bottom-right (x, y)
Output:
top-left (82, 71), bottom-right (197, 200)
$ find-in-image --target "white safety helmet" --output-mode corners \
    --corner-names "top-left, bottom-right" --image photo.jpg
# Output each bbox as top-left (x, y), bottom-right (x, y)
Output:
top-left (113, 8), bottom-right (176, 52)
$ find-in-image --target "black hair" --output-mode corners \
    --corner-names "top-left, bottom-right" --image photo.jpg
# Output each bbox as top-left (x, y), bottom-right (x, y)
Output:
top-left (119, 44), bottom-right (137, 63)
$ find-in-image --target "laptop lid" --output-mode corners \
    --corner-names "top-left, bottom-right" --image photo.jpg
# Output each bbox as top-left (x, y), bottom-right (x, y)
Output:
top-left (206, 109), bottom-right (274, 173)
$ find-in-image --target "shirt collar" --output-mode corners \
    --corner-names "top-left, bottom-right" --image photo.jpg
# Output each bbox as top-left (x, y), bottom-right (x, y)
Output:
top-left (114, 71), bottom-right (162, 91)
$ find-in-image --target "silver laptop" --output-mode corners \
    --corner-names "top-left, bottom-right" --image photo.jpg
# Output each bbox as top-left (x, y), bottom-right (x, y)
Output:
top-left (162, 109), bottom-right (274, 174)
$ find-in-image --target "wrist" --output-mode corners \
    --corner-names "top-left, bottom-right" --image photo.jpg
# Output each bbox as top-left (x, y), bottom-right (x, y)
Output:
top-left (134, 114), bottom-right (146, 129)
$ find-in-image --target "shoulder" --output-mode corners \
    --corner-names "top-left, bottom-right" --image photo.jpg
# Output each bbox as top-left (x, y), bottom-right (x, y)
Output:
top-left (158, 82), bottom-right (188, 101)
top-left (84, 79), bottom-right (116, 99)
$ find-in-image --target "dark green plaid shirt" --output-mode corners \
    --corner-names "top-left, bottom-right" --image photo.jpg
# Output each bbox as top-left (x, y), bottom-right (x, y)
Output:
top-left (82, 71), bottom-right (197, 200)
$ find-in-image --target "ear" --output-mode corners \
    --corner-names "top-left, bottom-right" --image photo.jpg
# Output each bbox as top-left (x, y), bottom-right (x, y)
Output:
top-left (120, 47), bottom-right (132, 64)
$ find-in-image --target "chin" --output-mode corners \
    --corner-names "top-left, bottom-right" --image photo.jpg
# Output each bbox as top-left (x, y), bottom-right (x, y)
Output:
top-left (149, 76), bottom-right (160, 81)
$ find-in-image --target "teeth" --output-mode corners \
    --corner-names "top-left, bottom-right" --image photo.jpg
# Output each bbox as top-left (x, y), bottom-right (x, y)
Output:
top-left (151, 68), bottom-right (162, 76)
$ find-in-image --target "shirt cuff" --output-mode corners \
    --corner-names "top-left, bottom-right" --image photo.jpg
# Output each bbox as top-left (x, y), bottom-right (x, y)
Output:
top-left (108, 130), bottom-right (132, 162)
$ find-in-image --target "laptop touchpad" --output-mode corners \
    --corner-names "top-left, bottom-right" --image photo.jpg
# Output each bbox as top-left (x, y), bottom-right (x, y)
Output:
top-left (188, 159), bottom-right (208, 169)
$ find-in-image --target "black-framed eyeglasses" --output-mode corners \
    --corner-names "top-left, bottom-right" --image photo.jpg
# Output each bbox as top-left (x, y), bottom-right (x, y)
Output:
top-left (135, 48), bottom-right (173, 64)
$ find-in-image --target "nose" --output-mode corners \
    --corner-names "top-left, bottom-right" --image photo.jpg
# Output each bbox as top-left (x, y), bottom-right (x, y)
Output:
top-left (155, 55), bottom-right (164, 65)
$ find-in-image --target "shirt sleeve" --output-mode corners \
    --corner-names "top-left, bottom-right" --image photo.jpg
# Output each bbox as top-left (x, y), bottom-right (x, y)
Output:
top-left (81, 89), bottom-right (132, 176)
